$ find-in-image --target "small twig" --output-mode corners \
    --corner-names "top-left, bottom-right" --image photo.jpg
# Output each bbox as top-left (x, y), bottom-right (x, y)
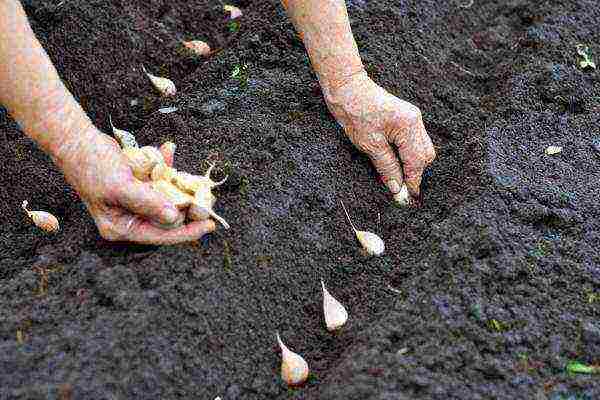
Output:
top-left (386, 285), bottom-right (402, 295)
top-left (459, 0), bottom-right (474, 8)
top-left (450, 61), bottom-right (476, 77)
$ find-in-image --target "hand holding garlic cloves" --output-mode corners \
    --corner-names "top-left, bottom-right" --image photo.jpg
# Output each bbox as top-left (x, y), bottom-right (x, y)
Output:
top-left (53, 125), bottom-right (216, 245)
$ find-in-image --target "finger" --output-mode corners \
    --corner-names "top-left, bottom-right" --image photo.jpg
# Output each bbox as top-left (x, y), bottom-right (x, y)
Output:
top-left (358, 131), bottom-right (408, 204)
top-left (159, 142), bottom-right (176, 167)
top-left (395, 123), bottom-right (436, 199)
top-left (123, 217), bottom-right (216, 245)
top-left (116, 180), bottom-right (181, 226)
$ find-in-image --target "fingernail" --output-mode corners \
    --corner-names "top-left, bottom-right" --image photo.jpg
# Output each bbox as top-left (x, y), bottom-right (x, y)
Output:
top-left (393, 184), bottom-right (410, 207)
top-left (387, 178), bottom-right (401, 194)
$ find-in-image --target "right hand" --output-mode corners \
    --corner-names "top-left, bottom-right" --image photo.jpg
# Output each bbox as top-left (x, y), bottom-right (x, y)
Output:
top-left (55, 127), bottom-right (215, 245)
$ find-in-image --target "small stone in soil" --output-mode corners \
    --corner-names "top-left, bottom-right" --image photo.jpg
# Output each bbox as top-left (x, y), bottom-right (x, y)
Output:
top-left (591, 138), bottom-right (600, 154)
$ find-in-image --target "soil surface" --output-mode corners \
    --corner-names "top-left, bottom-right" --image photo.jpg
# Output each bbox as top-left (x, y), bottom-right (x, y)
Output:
top-left (1, 0), bottom-right (600, 399)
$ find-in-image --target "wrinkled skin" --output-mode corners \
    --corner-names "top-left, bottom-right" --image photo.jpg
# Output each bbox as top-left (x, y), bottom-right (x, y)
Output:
top-left (284, 0), bottom-right (436, 203)
top-left (325, 71), bottom-right (436, 200)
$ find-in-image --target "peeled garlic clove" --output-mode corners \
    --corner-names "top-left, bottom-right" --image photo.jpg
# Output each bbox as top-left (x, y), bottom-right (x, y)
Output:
top-left (393, 184), bottom-right (410, 207)
top-left (356, 230), bottom-right (385, 256)
top-left (21, 200), bottom-right (59, 233)
top-left (159, 142), bottom-right (176, 167)
top-left (340, 200), bottom-right (385, 256)
top-left (151, 180), bottom-right (194, 209)
top-left (224, 4), bottom-right (242, 19)
top-left (321, 280), bottom-right (348, 331)
top-left (182, 40), bottom-right (211, 57)
top-left (141, 65), bottom-right (176, 97)
top-left (277, 333), bottom-right (309, 386)
top-left (109, 115), bottom-right (138, 149)
top-left (545, 145), bottom-right (562, 155)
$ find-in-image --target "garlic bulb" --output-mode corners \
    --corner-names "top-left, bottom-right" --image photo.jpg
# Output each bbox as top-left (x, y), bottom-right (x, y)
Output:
top-left (150, 162), bottom-right (178, 183)
top-left (109, 115), bottom-right (138, 149)
top-left (141, 65), bottom-right (176, 97)
top-left (340, 201), bottom-right (385, 256)
top-left (393, 184), bottom-right (410, 207)
top-left (223, 4), bottom-right (242, 19)
top-left (277, 333), bottom-right (309, 386)
top-left (21, 200), bottom-right (59, 233)
top-left (321, 280), bottom-right (348, 331)
top-left (182, 40), bottom-right (211, 57)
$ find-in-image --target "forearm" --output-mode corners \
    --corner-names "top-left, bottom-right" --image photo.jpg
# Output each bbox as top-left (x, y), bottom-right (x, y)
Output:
top-left (282, 0), bottom-right (365, 96)
top-left (0, 0), bottom-right (97, 167)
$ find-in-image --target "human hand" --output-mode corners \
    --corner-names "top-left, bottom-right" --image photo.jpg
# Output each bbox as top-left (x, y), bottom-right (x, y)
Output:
top-left (54, 127), bottom-right (215, 244)
top-left (324, 71), bottom-right (436, 205)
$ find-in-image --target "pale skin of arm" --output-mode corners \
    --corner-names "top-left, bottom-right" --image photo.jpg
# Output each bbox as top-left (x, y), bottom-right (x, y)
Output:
top-left (282, 0), bottom-right (436, 203)
top-left (0, 0), bottom-right (215, 244)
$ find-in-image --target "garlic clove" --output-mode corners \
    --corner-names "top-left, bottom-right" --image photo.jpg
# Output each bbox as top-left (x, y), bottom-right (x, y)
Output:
top-left (340, 200), bottom-right (385, 256)
top-left (150, 180), bottom-right (194, 209)
top-left (321, 280), bottom-right (348, 331)
top-left (109, 114), bottom-right (139, 149)
top-left (182, 40), bottom-right (212, 57)
top-left (545, 145), bottom-right (562, 155)
top-left (21, 200), bottom-right (59, 233)
top-left (150, 163), bottom-right (178, 183)
top-left (277, 333), bottom-right (309, 386)
top-left (123, 147), bottom-right (158, 181)
top-left (223, 4), bottom-right (242, 19)
top-left (141, 65), bottom-right (177, 97)
top-left (356, 230), bottom-right (385, 256)
top-left (393, 184), bottom-right (410, 207)
top-left (140, 146), bottom-right (165, 166)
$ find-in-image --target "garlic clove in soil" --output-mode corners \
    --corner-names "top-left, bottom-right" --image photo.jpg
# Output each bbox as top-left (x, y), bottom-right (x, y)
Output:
top-left (182, 40), bottom-right (211, 57)
top-left (109, 114), bottom-right (139, 149)
top-left (545, 145), bottom-right (562, 155)
top-left (393, 184), bottom-right (410, 207)
top-left (340, 200), bottom-right (385, 256)
top-left (321, 280), bottom-right (348, 332)
top-left (223, 4), bottom-right (242, 19)
top-left (141, 65), bottom-right (177, 97)
top-left (277, 333), bottom-right (309, 386)
top-left (21, 200), bottom-right (59, 233)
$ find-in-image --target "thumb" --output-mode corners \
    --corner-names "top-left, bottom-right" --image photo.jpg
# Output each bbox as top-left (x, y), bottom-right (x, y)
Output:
top-left (116, 181), bottom-right (181, 226)
top-left (358, 131), bottom-right (409, 205)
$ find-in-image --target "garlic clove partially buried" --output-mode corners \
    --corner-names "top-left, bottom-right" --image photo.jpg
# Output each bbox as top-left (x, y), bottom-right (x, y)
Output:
top-left (141, 65), bottom-right (177, 97)
top-left (109, 115), bottom-right (139, 149)
top-left (393, 184), bottom-right (411, 207)
top-left (340, 200), bottom-right (385, 256)
top-left (224, 4), bottom-right (243, 19)
top-left (21, 200), bottom-right (59, 233)
top-left (321, 280), bottom-right (348, 332)
top-left (277, 333), bottom-right (309, 386)
top-left (182, 40), bottom-right (212, 57)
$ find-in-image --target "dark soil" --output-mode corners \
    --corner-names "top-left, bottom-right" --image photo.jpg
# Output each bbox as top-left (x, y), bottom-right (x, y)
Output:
top-left (1, 0), bottom-right (600, 399)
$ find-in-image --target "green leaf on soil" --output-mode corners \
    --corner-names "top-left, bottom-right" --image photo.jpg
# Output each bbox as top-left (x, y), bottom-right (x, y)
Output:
top-left (576, 44), bottom-right (596, 70)
top-left (566, 361), bottom-right (598, 374)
